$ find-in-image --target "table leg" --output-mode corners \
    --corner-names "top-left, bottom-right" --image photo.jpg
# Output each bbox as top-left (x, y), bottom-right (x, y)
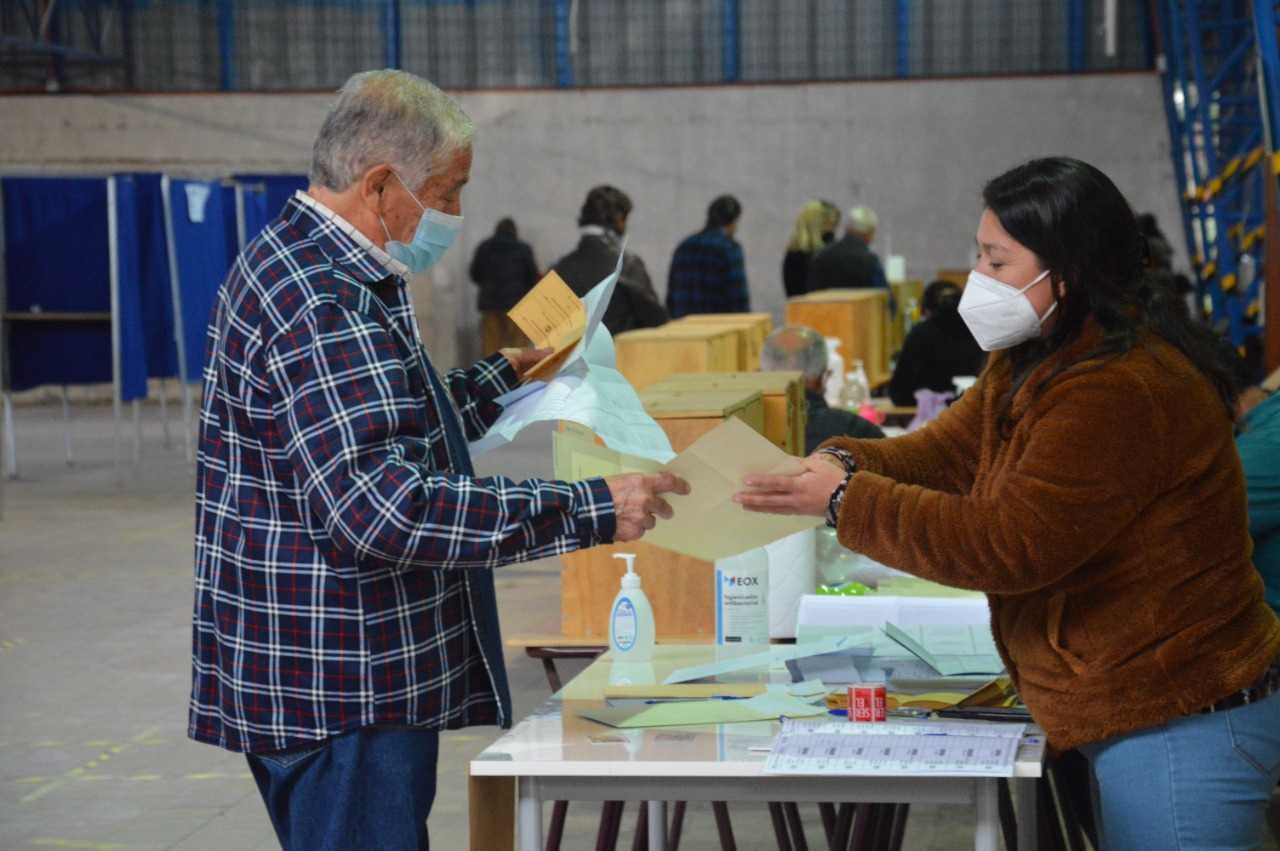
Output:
top-left (648, 800), bottom-right (668, 851)
top-left (518, 777), bottom-right (543, 851)
top-left (468, 774), bottom-right (514, 851)
top-left (1015, 776), bottom-right (1038, 851)
top-left (974, 778), bottom-right (999, 851)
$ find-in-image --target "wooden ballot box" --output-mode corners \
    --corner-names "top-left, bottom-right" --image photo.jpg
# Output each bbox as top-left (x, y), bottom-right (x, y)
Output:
top-left (637, 388), bottom-right (764, 453)
top-left (644, 371), bottom-right (805, 456)
top-left (785, 289), bottom-right (892, 387)
top-left (558, 387), bottom-right (767, 638)
top-left (613, 325), bottom-right (743, 391)
top-left (935, 268), bottom-right (971, 288)
top-left (668, 313), bottom-right (773, 370)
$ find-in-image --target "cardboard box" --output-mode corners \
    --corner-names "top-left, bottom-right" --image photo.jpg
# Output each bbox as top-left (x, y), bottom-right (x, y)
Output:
top-left (645, 371), bottom-right (805, 456)
top-left (614, 325), bottom-right (743, 391)
top-left (785, 289), bottom-right (891, 387)
top-left (669, 313), bottom-right (773, 370)
top-left (637, 388), bottom-right (764, 453)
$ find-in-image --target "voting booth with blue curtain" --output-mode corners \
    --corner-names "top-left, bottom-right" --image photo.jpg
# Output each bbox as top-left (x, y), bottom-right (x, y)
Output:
top-left (0, 174), bottom-right (168, 477)
top-left (1, 172), bottom-right (311, 477)
top-left (232, 173), bottom-right (308, 237)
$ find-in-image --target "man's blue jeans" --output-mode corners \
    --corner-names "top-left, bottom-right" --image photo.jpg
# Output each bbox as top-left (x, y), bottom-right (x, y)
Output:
top-left (247, 726), bottom-right (439, 851)
top-left (1078, 688), bottom-right (1280, 851)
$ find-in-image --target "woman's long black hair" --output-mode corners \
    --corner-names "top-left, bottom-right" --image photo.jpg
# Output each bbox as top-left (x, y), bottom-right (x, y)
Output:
top-left (984, 156), bottom-right (1237, 432)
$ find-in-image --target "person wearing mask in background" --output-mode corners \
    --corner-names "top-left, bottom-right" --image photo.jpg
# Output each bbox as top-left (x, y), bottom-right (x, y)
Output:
top-left (888, 280), bottom-right (987, 407)
top-left (189, 70), bottom-right (689, 851)
top-left (781, 198), bottom-right (836, 298)
top-left (760, 324), bottom-right (884, 453)
top-left (665, 194), bottom-right (748, 318)
top-left (468, 216), bottom-right (539, 353)
top-left (737, 156), bottom-right (1280, 851)
top-left (550, 184), bottom-right (668, 335)
top-left (807, 204), bottom-right (896, 315)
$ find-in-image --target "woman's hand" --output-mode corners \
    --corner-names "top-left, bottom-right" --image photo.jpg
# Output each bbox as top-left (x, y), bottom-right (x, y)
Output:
top-left (733, 454), bottom-right (848, 517)
top-left (500, 347), bottom-right (554, 382)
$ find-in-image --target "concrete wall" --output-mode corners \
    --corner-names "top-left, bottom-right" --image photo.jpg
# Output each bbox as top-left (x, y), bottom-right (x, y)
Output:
top-left (0, 73), bottom-right (1180, 369)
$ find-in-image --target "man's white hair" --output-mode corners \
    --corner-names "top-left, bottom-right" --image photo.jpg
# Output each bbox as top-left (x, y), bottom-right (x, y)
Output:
top-left (760, 325), bottom-right (829, 383)
top-left (309, 69), bottom-right (476, 193)
top-left (847, 205), bottom-right (878, 236)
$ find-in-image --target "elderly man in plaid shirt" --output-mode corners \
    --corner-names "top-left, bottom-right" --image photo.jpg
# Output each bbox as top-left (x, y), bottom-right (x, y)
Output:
top-left (189, 70), bottom-right (687, 851)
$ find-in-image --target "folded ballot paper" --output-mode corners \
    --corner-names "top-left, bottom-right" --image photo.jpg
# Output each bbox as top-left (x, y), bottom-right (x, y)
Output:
top-left (551, 416), bottom-right (822, 560)
top-left (579, 680), bottom-right (829, 729)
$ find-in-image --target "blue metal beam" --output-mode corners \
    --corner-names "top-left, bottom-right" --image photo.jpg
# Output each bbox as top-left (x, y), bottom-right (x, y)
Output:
top-left (722, 0), bottom-right (740, 83)
top-left (0, 34), bottom-right (126, 65)
top-left (384, 0), bottom-right (401, 70)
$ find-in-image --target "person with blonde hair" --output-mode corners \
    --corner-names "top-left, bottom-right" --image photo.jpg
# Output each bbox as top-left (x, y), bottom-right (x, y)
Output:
top-left (782, 198), bottom-right (838, 297)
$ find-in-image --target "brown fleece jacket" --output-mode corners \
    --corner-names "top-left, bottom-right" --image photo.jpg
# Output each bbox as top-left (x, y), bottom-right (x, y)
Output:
top-left (827, 320), bottom-right (1280, 753)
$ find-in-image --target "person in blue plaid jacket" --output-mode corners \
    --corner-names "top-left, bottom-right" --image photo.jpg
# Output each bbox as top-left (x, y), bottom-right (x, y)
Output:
top-left (665, 195), bottom-right (749, 318)
top-left (189, 69), bottom-right (687, 851)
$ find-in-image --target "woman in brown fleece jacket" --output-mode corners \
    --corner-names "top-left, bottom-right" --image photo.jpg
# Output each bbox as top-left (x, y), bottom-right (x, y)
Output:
top-left (738, 158), bottom-right (1280, 850)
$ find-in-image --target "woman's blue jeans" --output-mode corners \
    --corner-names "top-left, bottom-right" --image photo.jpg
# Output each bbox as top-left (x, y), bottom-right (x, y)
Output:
top-left (246, 726), bottom-right (439, 851)
top-left (1078, 689), bottom-right (1280, 850)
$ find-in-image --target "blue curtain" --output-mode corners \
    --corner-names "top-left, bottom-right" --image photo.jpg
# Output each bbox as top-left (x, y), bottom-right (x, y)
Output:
top-left (166, 178), bottom-right (238, 382)
top-left (232, 173), bottom-right (308, 234)
top-left (3, 176), bottom-right (147, 399)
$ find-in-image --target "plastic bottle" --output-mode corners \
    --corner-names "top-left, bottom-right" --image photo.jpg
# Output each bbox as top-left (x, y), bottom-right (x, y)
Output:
top-left (837, 359), bottom-right (870, 411)
top-left (714, 547), bottom-right (770, 646)
top-left (823, 338), bottom-right (844, 406)
top-left (608, 553), bottom-right (655, 663)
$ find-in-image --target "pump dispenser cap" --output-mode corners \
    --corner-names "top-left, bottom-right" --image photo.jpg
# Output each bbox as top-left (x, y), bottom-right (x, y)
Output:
top-left (613, 553), bottom-right (640, 587)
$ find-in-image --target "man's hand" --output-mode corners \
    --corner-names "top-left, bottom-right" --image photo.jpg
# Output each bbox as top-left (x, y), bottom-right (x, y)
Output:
top-left (733, 455), bottom-right (847, 517)
top-left (604, 472), bottom-right (691, 542)
top-left (500, 347), bottom-right (553, 382)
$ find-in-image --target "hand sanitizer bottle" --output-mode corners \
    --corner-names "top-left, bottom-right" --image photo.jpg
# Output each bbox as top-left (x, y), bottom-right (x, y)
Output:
top-left (609, 553), bottom-right (655, 663)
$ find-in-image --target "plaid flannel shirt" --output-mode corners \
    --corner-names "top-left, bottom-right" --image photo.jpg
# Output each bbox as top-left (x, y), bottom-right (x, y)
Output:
top-left (190, 196), bottom-right (615, 753)
top-left (664, 227), bottom-right (749, 319)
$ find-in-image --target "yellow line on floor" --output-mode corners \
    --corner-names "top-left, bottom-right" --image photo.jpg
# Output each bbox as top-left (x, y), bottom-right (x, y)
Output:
top-left (19, 726), bottom-right (161, 803)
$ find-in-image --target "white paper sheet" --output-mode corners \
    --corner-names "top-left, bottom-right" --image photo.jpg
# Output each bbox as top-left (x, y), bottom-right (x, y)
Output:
top-left (764, 718), bottom-right (1025, 776)
top-left (469, 246), bottom-right (676, 463)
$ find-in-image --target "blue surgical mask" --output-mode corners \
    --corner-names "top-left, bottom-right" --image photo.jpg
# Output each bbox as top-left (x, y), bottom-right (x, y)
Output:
top-left (379, 171), bottom-right (463, 274)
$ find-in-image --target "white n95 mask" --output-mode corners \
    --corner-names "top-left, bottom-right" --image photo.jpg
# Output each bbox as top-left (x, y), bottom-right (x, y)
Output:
top-left (958, 269), bottom-right (1055, 352)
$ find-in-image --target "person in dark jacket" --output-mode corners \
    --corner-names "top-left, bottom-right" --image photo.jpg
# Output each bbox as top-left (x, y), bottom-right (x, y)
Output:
top-left (550, 185), bottom-right (668, 335)
top-left (760, 324), bottom-right (884, 453)
top-left (807, 205), bottom-right (895, 316)
top-left (888, 280), bottom-right (987, 406)
top-left (469, 217), bottom-right (539, 353)
top-left (666, 195), bottom-right (748, 318)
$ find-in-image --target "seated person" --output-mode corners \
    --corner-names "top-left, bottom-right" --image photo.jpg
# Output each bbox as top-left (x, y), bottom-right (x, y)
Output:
top-left (760, 324), bottom-right (884, 454)
top-left (888, 280), bottom-right (987, 407)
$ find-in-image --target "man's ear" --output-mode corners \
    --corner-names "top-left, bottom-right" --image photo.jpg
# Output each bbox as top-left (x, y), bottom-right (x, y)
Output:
top-left (358, 164), bottom-right (396, 214)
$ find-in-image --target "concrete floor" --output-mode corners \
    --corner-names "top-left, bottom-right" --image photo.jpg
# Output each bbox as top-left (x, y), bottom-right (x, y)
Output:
top-left (1, 396), bottom-right (1276, 850)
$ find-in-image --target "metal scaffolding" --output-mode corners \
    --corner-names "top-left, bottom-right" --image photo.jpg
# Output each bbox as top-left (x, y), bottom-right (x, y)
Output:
top-left (1154, 0), bottom-right (1276, 353)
